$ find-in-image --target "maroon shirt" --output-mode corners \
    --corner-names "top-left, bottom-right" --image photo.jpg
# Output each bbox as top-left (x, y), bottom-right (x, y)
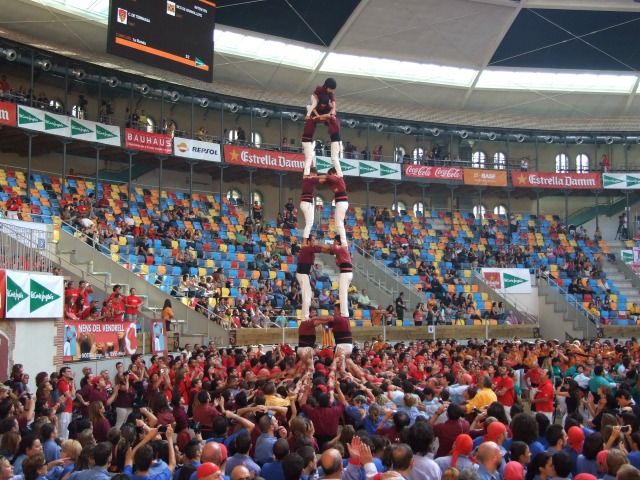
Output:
top-left (328, 245), bottom-right (352, 272)
top-left (301, 177), bottom-right (321, 203)
top-left (325, 175), bottom-right (347, 202)
top-left (313, 85), bottom-right (335, 103)
top-left (329, 315), bottom-right (352, 345)
top-left (434, 419), bottom-right (470, 457)
top-left (300, 403), bottom-right (345, 437)
top-left (296, 245), bottom-right (323, 274)
top-left (298, 319), bottom-right (316, 347)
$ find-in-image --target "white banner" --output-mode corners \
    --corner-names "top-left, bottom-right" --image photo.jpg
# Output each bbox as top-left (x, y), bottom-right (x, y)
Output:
top-left (17, 105), bottom-right (70, 137)
top-left (5, 271), bottom-right (63, 318)
top-left (6, 270), bottom-right (30, 318)
top-left (315, 156), bottom-right (401, 180)
top-left (481, 268), bottom-right (531, 293)
top-left (70, 118), bottom-right (121, 147)
top-left (173, 137), bottom-right (221, 162)
top-left (602, 173), bottom-right (640, 189)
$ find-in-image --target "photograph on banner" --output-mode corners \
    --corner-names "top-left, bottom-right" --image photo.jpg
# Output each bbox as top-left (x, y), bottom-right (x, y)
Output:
top-left (223, 145), bottom-right (304, 172)
top-left (151, 321), bottom-right (167, 355)
top-left (463, 169), bottom-right (507, 187)
top-left (173, 137), bottom-right (221, 162)
top-left (63, 321), bottom-right (137, 362)
top-left (602, 173), bottom-right (640, 189)
top-left (481, 268), bottom-right (531, 293)
top-left (511, 171), bottom-right (601, 189)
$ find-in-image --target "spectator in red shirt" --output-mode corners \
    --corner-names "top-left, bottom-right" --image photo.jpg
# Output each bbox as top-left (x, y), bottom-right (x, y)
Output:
top-left (531, 369), bottom-right (555, 422)
top-left (495, 366), bottom-right (515, 421)
top-left (6, 192), bottom-right (22, 220)
top-left (78, 281), bottom-right (93, 305)
top-left (64, 281), bottom-right (79, 304)
top-left (111, 293), bottom-right (125, 321)
top-left (125, 288), bottom-right (143, 322)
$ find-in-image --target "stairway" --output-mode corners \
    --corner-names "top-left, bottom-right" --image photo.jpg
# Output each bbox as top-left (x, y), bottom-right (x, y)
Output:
top-left (602, 240), bottom-right (640, 308)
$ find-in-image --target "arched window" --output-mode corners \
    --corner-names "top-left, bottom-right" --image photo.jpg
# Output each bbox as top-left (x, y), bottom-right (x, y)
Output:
top-left (393, 201), bottom-right (407, 215)
top-left (473, 204), bottom-right (486, 218)
top-left (555, 154), bottom-right (569, 173)
top-left (412, 148), bottom-right (424, 164)
top-left (71, 105), bottom-right (83, 119)
top-left (472, 151), bottom-right (486, 168)
top-left (413, 202), bottom-right (425, 216)
top-left (252, 132), bottom-right (263, 148)
top-left (227, 188), bottom-right (243, 204)
top-left (494, 205), bottom-right (507, 216)
top-left (576, 154), bottom-right (590, 173)
top-left (145, 116), bottom-right (156, 133)
top-left (49, 99), bottom-right (64, 114)
top-left (395, 147), bottom-right (406, 163)
top-left (252, 191), bottom-right (263, 205)
top-left (493, 152), bottom-right (506, 170)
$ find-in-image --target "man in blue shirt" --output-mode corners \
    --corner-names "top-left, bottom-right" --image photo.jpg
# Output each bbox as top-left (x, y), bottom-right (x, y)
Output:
top-left (254, 413), bottom-right (287, 466)
top-left (224, 432), bottom-right (260, 477)
top-left (207, 411), bottom-right (255, 450)
top-left (124, 426), bottom-right (176, 480)
top-left (173, 440), bottom-right (201, 480)
top-left (476, 442), bottom-right (503, 480)
top-left (70, 442), bottom-right (112, 480)
top-left (41, 424), bottom-right (61, 464)
top-left (260, 439), bottom-right (289, 480)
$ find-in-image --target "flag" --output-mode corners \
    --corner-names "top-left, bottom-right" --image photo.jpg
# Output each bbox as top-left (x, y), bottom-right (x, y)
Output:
top-left (322, 325), bottom-right (334, 347)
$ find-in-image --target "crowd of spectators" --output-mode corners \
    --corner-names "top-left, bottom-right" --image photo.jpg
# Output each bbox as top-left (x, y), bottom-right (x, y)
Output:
top-left (1, 337), bottom-right (640, 480)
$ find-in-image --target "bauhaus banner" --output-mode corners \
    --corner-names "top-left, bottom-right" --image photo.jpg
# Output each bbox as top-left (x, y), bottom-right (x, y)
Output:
top-left (511, 171), bottom-right (601, 189)
top-left (173, 137), bottom-right (221, 162)
top-left (223, 145), bottom-right (304, 172)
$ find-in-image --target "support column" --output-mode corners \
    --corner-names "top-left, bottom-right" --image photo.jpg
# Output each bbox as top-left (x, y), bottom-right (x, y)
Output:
top-left (125, 149), bottom-right (137, 202)
top-left (535, 188), bottom-right (541, 223)
top-left (364, 179), bottom-right (372, 223)
top-left (392, 182), bottom-right (399, 212)
top-left (156, 155), bottom-right (168, 199)
top-left (477, 187), bottom-right (486, 216)
top-left (94, 144), bottom-right (105, 196)
top-left (592, 189), bottom-right (602, 230)
top-left (60, 138), bottom-right (71, 198)
top-left (448, 184), bottom-right (458, 219)
top-left (246, 167), bottom-right (256, 207)
top-left (277, 172), bottom-right (287, 212)
top-left (421, 184), bottom-right (427, 215)
top-left (25, 131), bottom-right (38, 189)
top-left (187, 160), bottom-right (199, 199)
top-left (505, 186), bottom-right (514, 218)
top-left (218, 164), bottom-right (227, 201)
top-left (563, 189), bottom-right (570, 224)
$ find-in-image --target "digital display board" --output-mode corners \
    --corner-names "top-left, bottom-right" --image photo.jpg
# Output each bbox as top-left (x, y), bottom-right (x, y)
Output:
top-left (107, 0), bottom-right (215, 83)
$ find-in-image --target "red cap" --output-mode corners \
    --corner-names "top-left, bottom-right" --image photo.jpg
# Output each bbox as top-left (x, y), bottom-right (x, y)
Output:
top-left (91, 376), bottom-right (102, 386)
top-left (317, 384), bottom-right (328, 393)
top-left (597, 450), bottom-right (608, 465)
top-left (257, 368), bottom-right (271, 378)
top-left (372, 358), bottom-right (381, 366)
top-left (196, 463), bottom-right (220, 479)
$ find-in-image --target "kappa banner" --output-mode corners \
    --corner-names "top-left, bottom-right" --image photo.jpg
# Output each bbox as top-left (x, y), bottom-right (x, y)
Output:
top-left (481, 268), bottom-right (531, 293)
top-left (63, 321), bottom-right (138, 362)
top-left (173, 137), bottom-right (221, 162)
top-left (603, 173), bottom-right (640, 189)
top-left (70, 118), bottom-right (121, 146)
top-left (316, 156), bottom-right (402, 180)
top-left (404, 165), bottom-right (463, 181)
top-left (512, 171), bottom-right (601, 189)
top-left (17, 105), bottom-right (70, 137)
top-left (5, 271), bottom-right (63, 318)
top-left (0, 101), bottom-right (16, 126)
top-left (463, 169), bottom-right (507, 187)
top-left (125, 128), bottom-right (172, 154)
top-left (224, 145), bottom-right (304, 172)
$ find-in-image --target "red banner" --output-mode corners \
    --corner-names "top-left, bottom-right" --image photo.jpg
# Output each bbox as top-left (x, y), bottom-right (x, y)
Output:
top-left (124, 128), bottom-right (172, 154)
top-left (224, 145), bottom-right (304, 172)
top-left (0, 270), bottom-right (5, 319)
top-left (483, 271), bottom-right (501, 290)
top-left (0, 102), bottom-right (16, 126)
top-left (404, 165), bottom-right (463, 181)
top-left (151, 321), bottom-right (167, 356)
top-left (63, 321), bottom-right (137, 362)
top-left (511, 171), bottom-right (601, 189)
top-left (463, 168), bottom-right (507, 187)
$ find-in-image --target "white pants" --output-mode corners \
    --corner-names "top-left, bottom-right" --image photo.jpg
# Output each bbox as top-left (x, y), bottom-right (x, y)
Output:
top-left (336, 343), bottom-right (353, 355)
top-left (299, 201), bottom-right (314, 239)
top-left (538, 411), bottom-right (554, 423)
top-left (116, 407), bottom-right (132, 429)
top-left (7, 211), bottom-right (18, 220)
top-left (303, 142), bottom-right (315, 176)
top-left (58, 411), bottom-right (72, 440)
top-left (335, 201), bottom-right (348, 246)
top-left (296, 272), bottom-right (313, 320)
top-left (338, 271), bottom-right (353, 318)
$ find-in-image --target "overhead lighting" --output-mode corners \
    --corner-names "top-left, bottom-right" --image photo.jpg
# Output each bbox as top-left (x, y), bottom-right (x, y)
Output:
top-left (400, 125), bottom-right (412, 135)
top-left (458, 130), bottom-right (469, 139)
top-left (544, 136), bottom-right (555, 144)
top-left (36, 58), bottom-right (52, 71)
top-left (197, 98), bottom-right (210, 108)
top-left (105, 76), bottom-right (119, 87)
top-left (0, 49), bottom-right (17, 61)
top-left (228, 103), bottom-right (240, 113)
top-left (257, 108), bottom-right (269, 118)
top-left (71, 69), bottom-right (85, 80)
top-left (513, 134), bottom-right (526, 143)
top-left (430, 128), bottom-right (441, 137)
top-left (135, 84), bottom-right (150, 95)
top-left (346, 119), bottom-right (358, 128)
top-left (373, 123), bottom-right (384, 132)
top-left (168, 91), bottom-right (181, 102)
top-left (289, 112), bottom-right (300, 121)
top-left (484, 132), bottom-right (497, 141)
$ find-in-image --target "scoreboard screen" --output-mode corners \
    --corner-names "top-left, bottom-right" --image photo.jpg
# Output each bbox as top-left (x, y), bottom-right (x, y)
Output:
top-left (107, 0), bottom-right (215, 83)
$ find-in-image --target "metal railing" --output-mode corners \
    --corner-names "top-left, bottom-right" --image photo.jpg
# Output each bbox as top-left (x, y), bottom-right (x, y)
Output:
top-left (0, 218), bottom-right (54, 273)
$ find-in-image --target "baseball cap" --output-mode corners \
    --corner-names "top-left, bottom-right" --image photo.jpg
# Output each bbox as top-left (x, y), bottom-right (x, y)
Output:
top-left (91, 376), bottom-right (102, 386)
top-left (196, 463), bottom-right (220, 479)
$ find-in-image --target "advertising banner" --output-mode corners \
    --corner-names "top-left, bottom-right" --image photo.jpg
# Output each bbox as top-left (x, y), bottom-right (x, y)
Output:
top-left (5, 271), bottom-right (63, 318)
top-left (0, 101), bottom-right (17, 126)
top-left (463, 169), bottom-right (507, 187)
top-left (173, 137), bottom-right (221, 162)
top-left (316, 157), bottom-right (402, 180)
top-left (224, 145), bottom-right (304, 172)
top-left (404, 165), bottom-right (463, 181)
top-left (511, 171), bottom-right (601, 189)
top-left (124, 128), bottom-right (172, 154)
top-left (481, 268), bottom-right (531, 293)
top-left (602, 173), bottom-right (640, 189)
top-left (70, 118), bottom-right (121, 146)
top-left (63, 321), bottom-right (138, 362)
top-left (0, 270), bottom-right (6, 319)
top-left (17, 105), bottom-right (70, 137)
top-left (151, 321), bottom-right (167, 355)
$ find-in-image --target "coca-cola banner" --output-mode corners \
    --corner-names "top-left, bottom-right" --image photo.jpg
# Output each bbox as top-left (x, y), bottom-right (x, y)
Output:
top-left (511, 171), bottom-right (601, 189)
top-left (224, 145), bottom-right (304, 172)
top-left (404, 165), bottom-right (463, 181)
top-left (463, 169), bottom-right (507, 187)
top-left (124, 128), bottom-right (172, 154)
